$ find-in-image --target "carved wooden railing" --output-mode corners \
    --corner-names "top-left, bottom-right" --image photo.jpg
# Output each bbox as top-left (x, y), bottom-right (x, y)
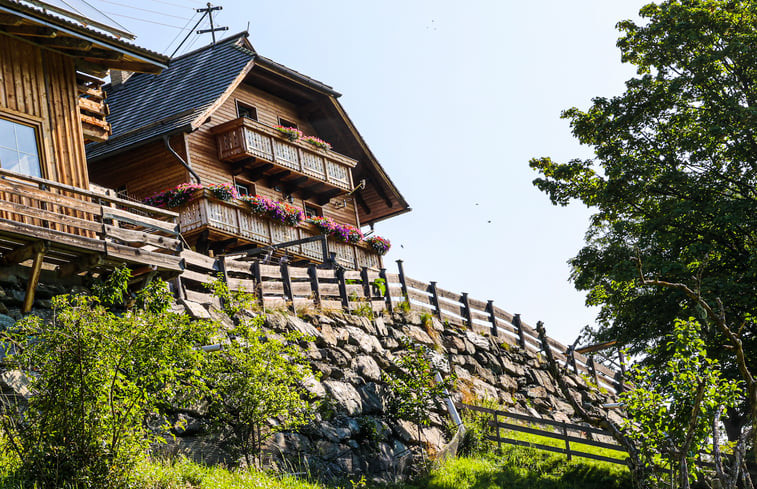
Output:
top-left (76, 72), bottom-right (110, 143)
top-left (211, 117), bottom-right (356, 192)
top-left (177, 191), bottom-right (381, 270)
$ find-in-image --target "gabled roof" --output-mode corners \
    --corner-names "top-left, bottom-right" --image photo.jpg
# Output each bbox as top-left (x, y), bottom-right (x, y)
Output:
top-left (87, 32), bottom-right (410, 224)
top-left (87, 33), bottom-right (255, 160)
top-left (0, 0), bottom-right (168, 74)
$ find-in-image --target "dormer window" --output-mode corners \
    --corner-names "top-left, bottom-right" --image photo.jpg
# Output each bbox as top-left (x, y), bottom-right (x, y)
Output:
top-left (278, 117), bottom-right (297, 129)
top-left (0, 116), bottom-right (42, 178)
top-left (236, 101), bottom-right (257, 121)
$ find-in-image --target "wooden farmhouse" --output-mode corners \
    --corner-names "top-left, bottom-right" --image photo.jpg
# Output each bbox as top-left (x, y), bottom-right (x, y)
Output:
top-left (0, 0), bottom-right (189, 311)
top-left (86, 33), bottom-right (410, 271)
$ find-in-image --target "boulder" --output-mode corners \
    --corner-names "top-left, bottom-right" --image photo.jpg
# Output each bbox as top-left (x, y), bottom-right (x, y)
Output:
top-left (323, 380), bottom-right (363, 416)
top-left (465, 331), bottom-right (490, 351)
top-left (403, 325), bottom-right (434, 345)
top-left (287, 316), bottom-right (322, 340)
top-left (353, 355), bottom-right (382, 382)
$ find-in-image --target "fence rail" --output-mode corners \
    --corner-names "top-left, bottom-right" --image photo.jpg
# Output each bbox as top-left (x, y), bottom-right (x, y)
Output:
top-left (173, 254), bottom-right (627, 395)
top-left (458, 403), bottom-right (629, 466)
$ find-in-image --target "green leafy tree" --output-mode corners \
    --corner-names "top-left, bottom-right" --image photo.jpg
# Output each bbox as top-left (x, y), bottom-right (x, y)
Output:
top-left (529, 0), bottom-right (757, 437)
top-left (620, 319), bottom-right (742, 489)
top-left (204, 280), bottom-right (317, 468)
top-left (0, 272), bottom-right (214, 488)
top-left (383, 339), bottom-right (454, 450)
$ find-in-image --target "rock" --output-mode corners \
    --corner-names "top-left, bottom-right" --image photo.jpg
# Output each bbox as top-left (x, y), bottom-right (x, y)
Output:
top-left (327, 347), bottom-right (352, 368)
top-left (0, 313), bottom-right (15, 330)
top-left (470, 377), bottom-right (498, 401)
top-left (453, 365), bottom-right (471, 381)
top-left (359, 382), bottom-right (387, 414)
top-left (465, 330), bottom-right (490, 351)
top-left (345, 326), bottom-right (383, 354)
top-left (171, 413), bottom-right (203, 437)
top-left (497, 374), bottom-right (518, 392)
top-left (501, 356), bottom-right (525, 377)
top-left (264, 312), bottom-right (288, 332)
top-left (315, 440), bottom-right (349, 460)
top-left (318, 323), bottom-right (338, 347)
top-left (302, 375), bottom-right (326, 398)
top-left (526, 385), bottom-right (548, 399)
top-left (319, 421), bottom-right (351, 442)
top-left (353, 355), bottom-right (381, 382)
top-left (422, 426), bottom-right (446, 452)
top-left (323, 380), bottom-right (363, 416)
top-left (0, 370), bottom-right (30, 398)
top-left (430, 317), bottom-right (445, 332)
top-left (287, 316), bottom-right (322, 340)
top-left (269, 432), bottom-right (313, 454)
top-left (180, 299), bottom-right (211, 319)
top-left (429, 351), bottom-right (450, 374)
top-left (403, 325), bottom-right (434, 345)
top-left (374, 317), bottom-right (388, 336)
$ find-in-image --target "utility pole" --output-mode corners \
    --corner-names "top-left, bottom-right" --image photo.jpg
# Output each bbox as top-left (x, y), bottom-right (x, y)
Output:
top-left (196, 2), bottom-right (228, 45)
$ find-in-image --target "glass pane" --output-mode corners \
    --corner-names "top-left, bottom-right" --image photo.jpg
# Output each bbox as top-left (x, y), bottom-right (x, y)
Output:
top-left (17, 153), bottom-right (41, 178)
top-left (0, 119), bottom-right (16, 150)
top-left (14, 123), bottom-right (38, 154)
top-left (0, 148), bottom-right (20, 172)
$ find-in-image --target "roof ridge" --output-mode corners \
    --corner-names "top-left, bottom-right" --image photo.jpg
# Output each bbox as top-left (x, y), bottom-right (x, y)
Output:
top-left (169, 30), bottom-right (249, 64)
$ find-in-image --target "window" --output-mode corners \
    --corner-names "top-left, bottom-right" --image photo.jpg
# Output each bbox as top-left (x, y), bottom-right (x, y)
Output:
top-left (236, 101), bottom-right (258, 121)
top-left (278, 117), bottom-right (297, 129)
top-left (116, 185), bottom-right (129, 199)
top-left (304, 203), bottom-right (322, 218)
top-left (233, 178), bottom-right (254, 196)
top-left (0, 117), bottom-right (42, 178)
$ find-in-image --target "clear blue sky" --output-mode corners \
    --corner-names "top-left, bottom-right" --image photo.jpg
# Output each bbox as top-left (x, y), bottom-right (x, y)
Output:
top-left (96, 0), bottom-right (650, 344)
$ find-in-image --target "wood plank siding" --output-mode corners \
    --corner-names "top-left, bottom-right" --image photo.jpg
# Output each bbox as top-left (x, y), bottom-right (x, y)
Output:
top-left (0, 34), bottom-right (89, 189)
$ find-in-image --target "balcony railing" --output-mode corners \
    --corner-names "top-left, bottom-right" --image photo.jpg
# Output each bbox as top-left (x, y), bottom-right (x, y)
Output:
top-left (177, 191), bottom-right (381, 270)
top-left (0, 168), bottom-right (182, 274)
top-left (211, 118), bottom-right (357, 201)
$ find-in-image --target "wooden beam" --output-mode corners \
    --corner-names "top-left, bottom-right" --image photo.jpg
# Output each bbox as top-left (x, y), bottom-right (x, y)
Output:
top-left (0, 14), bottom-right (23, 26)
top-left (316, 189), bottom-right (342, 206)
top-left (247, 163), bottom-right (273, 181)
top-left (231, 157), bottom-right (255, 176)
top-left (80, 49), bottom-right (127, 62)
top-left (37, 36), bottom-right (93, 51)
top-left (355, 193), bottom-right (371, 215)
top-left (57, 253), bottom-right (105, 278)
top-left (1, 240), bottom-right (47, 266)
top-left (75, 60), bottom-right (109, 78)
top-left (1, 25), bottom-right (57, 38)
top-left (372, 177), bottom-right (394, 208)
top-left (284, 176), bottom-right (308, 194)
top-left (23, 245), bottom-right (48, 313)
top-left (300, 183), bottom-right (323, 200)
top-left (266, 170), bottom-right (291, 187)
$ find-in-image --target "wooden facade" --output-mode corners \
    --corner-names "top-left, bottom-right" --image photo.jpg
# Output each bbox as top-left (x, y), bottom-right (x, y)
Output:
top-left (87, 36), bottom-right (407, 269)
top-left (0, 3), bottom-right (179, 310)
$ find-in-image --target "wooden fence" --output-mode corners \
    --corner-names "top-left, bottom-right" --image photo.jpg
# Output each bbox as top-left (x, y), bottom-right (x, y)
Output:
top-left (459, 403), bottom-right (629, 465)
top-left (174, 253), bottom-right (626, 394)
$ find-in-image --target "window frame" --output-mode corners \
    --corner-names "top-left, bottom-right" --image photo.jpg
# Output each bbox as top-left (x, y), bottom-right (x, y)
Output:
top-left (233, 177), bottom-right (255, 197)
top-left (303, 202), bottom-right (323, 219)
top-left (0, 111), bottom-right (45, 179)
top-left (236, 100), bottom-right (258, 121)
top-left (277, 116), bottom-right (298, 129)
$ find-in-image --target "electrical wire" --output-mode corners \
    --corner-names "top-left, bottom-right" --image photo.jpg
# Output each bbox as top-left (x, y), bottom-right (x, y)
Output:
top-left (151, 0), bottom-right (207, 8)
top-left (176, 17), bottom-right (208, 55)
top-left (100, 11), bottom-right (188, 29)
top-left (77, 0), bottom-right (131, 31)
top-left (163, 11), bottom-right (200, 54)
top-left (97, 0), bottom-right (193, 21)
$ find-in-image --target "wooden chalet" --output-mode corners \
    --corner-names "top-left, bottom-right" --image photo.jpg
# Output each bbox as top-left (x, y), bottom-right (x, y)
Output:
top-left (86, 33), bottom-right (410, 271)
top-left (0, 0), bottom-right (185, 311)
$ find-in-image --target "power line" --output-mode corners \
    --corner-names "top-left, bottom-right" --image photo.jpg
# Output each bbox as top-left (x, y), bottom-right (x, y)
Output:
top-left (98, 0), bottom-right (193, 21)
top-left (163, 11), bottom-right (200, 54)
top-left (101, 11), bottom-right (187, 29)
top-left (77, 0), bottom-right (131, 32)
top-left (150, 0), bottom-right (207, 8)
top-left (170, 14), bottom-right (209, 58)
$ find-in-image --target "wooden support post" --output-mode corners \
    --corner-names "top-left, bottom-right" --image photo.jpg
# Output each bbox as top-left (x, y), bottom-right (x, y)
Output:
top-left (513, 313), bottom-right (526, 348)
top-left (280, 258), bottom-right (295, 313)
top-left (1, 240), bottom-right (47, 266)
top-left (461, 292), bottom-right (472, 327)
top-left (493, 411), bottom-right (501, 451)
top-left (379, 268), bottom-right (393, 313)
top-left (396, 259), bottom-right (408, 302)
top-left (562, 422), bottom-right (572, 461)
top-left (617, 349), bottom-right (626, 391)
top-left (337, 267), bottom-right (349, 310)
top-left (567, 346), bottom-right (578, 373)
top-left (429, 281), bottom-right (442, 320)
top-left (308, 264), bottom-right (321, 308)
top-left (360, 267), bottom-right (372, 299)
top-left (251, 260), bottom-right (263, 309)
top-left (23, 243), bottom-right (47, 313)
top-left (588, 356), bottom-right (600, 387)
top-left (486, 300), bottom-right (498, 337)
top-left (57, 252), bottom-right (104, 278)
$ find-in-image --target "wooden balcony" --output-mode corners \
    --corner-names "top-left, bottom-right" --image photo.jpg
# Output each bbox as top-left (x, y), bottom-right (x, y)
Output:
top-left (211, 118), bottom-right (357, 205)
top-left (177, 191), bottom-right (382, 270)
top-left (0, 168), bottom-right (182, 288)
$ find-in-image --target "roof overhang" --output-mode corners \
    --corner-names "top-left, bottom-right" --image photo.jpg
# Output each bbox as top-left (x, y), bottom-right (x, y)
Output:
top-left (0, 0), bottom-right (168, 76)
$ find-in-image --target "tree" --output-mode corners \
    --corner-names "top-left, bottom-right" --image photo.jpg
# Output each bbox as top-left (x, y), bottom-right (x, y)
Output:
top-left (203, 279), bottom-right (317, 468)
top-left (529, 0), bottom-right (757, 437)
top-left (0, 272), bottom-right (214, 488)
top-left (620, 319), bottom-right (742, 489)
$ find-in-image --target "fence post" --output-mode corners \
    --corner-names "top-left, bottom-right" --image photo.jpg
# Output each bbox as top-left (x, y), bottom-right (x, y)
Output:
top-left (486, 300), bottom-right (498, 337)
top-left (308, 264), bottom-right (321, 309)
top-left (513, 313), bottom-right (526, 348)
top-left (493, 411), bottom-right (501, 451)
top-left (360, 266), bottom-right (372, 299)
top-left (562, 422), bottom-right (572, 461)
top-left (588, 356), bottom-right (600, 387)
top-left (461, 292), bottom-right (472, 327)
top-left (216, 255), bottom-right (229, 312)
top-left (429, 281), bottom-right (442, 321)
top-left (566, 345), bottom-right (578, 373)
top-left (337, 267), bottom-right (349, 310)
top-left (379, 268), bottom-right (393, 313)
top-left (617, 349), bottom-right (626, 392)
top-left (396, 259), bottom-right (408, 302)
top-left (251, 259), bottom-right (263, 309)
top-left (280, 258), bottom-right (295, 313)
